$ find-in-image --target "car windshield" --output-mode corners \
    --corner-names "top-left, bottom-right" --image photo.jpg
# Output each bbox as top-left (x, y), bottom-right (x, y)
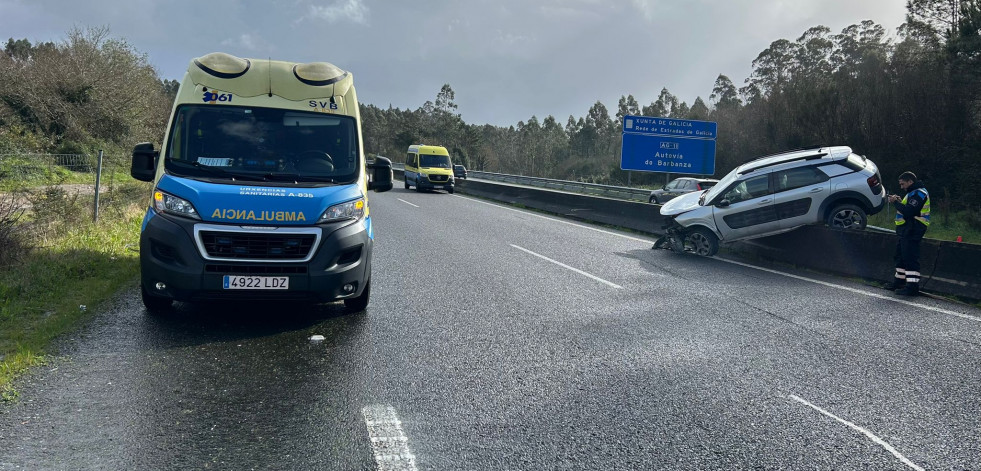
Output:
top-left (164, 105), bottom-right (359, 184)
top-left (420, 154), bottom-right (451, 168)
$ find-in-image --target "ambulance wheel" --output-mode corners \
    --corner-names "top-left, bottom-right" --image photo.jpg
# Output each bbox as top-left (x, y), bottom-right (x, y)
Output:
top-left (344, 278), bottom-right (371, 313)
top-left (141, 284), bottom-right (172, 314)
top-left (448, 187), bottom-right (454, 194)
top-left (404, 179), bottom-right (409, 189)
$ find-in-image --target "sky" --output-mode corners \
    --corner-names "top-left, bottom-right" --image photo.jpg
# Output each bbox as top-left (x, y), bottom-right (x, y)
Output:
top-left (0, 0), bottom-right (909, 127)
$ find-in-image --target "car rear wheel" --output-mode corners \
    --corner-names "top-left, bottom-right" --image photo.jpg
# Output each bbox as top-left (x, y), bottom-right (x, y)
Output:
top-left (828, 204), bottom-right (867, 230)
top-left (686, 228), bottom-right (719, 256)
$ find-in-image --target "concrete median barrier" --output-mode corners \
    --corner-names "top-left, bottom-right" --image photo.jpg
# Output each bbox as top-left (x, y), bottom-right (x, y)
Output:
top-left (457, 178), bottom-right (666, 234)
top-left (429, 173), bottom-right (979, 302)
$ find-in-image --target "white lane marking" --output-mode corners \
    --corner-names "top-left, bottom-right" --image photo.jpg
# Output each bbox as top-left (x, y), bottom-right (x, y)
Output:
top-left (787, 395), bottom-right (925, 471)
top-left (454, 194), bottom-right (653, 243)
top-left (510, 244), bottom-right (623, 289)
top-left (362, 405), bottom-right (418, 471)
top-left (455, 195), bottom-right (980, 319)
top-left (719, 258), bottom-right (981, 322)
top-left (397, 198), bottom-right (419, 208)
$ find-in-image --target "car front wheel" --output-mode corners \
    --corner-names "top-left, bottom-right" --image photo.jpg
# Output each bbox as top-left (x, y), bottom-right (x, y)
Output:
top-left (828, 204), bottom-right (867, 230)
top-left (649, 195), bottom-right (659, 204)
top-left (686, 228), bottom-right (719, 256)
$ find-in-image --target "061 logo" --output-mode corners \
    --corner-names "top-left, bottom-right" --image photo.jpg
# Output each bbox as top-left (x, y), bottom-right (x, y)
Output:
top-left (203, 87), bottom-right (233, 104)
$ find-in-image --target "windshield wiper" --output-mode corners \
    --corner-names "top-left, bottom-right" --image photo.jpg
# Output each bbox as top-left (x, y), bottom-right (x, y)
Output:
top-left (263, 173), bottom-right (336, 183)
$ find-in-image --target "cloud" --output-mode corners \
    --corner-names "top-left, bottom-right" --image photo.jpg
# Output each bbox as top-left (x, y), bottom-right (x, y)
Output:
top-left (307, 0), bottom-right (369, 24)
top-left (220, 34), bottom-right (274, 53)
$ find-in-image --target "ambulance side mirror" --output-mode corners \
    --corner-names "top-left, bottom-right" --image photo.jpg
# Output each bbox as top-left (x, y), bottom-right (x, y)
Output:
top-left (131, 142), bottom-right (159, 182)
top-left (367, 156), bottom-right (394, 192)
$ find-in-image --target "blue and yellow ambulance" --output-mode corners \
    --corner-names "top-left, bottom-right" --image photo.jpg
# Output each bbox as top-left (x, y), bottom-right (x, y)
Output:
top-left (130, 52), bottom-right (392, 313)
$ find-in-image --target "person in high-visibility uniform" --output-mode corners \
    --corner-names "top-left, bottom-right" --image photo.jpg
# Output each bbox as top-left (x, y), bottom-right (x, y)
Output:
top-left (887, 171), bottom-right (930, 296)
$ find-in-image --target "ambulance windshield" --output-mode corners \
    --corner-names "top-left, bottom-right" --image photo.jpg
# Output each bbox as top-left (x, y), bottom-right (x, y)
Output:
top-left (164, 105), bottom-right (359, 184)
top-left (419, 154), bottom-right (451, 169)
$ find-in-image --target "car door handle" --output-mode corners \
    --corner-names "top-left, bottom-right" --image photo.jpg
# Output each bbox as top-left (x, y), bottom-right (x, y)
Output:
top-left (810, 188), bottom-right (824, 193)
top-left (758, 199), bottom-right (772, 204)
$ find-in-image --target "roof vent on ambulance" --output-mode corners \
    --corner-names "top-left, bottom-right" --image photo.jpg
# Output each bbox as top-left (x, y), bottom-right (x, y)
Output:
top-left (293, 62), bottom-right (348, 86)
top-left (194, 52), bottom-right (251, 79)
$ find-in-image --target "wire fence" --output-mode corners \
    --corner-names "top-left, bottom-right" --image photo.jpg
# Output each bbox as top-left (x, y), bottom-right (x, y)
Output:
top-left (0, 152), bottom-right (119, 221)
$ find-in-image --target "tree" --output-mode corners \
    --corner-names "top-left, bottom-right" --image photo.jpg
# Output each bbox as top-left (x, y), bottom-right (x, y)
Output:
top-left (710, 74), bottom-right (741, 109)
top-left (906, 0), bottom-right (964, 43)
top-left (746, 38), bottom-right (795, 96)
top-left (0, 26), bottom-right (171, 155)
top-left (615, 94), bottom-right (640, 127)
top-left (688, 97), bottom-right (710, 120)
top-left (434, 83), bottom-right (457, 114)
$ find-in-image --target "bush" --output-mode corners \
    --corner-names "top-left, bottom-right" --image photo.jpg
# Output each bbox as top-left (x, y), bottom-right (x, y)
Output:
top-left (964, 207), bottom-right (981, 232)
top-left (26, 187), bottom-right (87, 232)
top-left (0, 193), bottom-right (29, 266)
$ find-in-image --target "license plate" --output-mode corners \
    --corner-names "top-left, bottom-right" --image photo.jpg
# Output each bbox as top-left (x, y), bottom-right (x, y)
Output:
top-left (222, 275), bottom-right (289, 290)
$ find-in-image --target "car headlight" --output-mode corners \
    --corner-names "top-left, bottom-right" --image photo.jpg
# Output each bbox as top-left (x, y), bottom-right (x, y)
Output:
top-left (153, 190), bottom-right (200, 219)
top-left (318, 197), bottom-right (365, 223)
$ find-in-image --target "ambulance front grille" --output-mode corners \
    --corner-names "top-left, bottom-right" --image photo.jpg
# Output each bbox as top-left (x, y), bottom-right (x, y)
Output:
top-left (199, 231), bottom-right (316, 260)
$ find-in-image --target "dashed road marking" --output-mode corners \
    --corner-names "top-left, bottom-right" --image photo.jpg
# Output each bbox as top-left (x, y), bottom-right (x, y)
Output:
top-left (363, 405), bottom-right (417, 471)
top-left (397, 198), bottom-right (419, 208)
top-left (511, 244), bottom-right (623, 289)
top-left (788, 394), bottom-right (924, 471)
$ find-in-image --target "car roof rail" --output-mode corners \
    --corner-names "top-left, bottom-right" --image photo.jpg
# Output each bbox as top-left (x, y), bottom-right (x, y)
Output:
top-left (737, 150), bottom-right (828, 175)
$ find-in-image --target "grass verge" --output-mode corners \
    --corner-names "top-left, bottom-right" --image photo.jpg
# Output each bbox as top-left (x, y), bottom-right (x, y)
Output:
top-left (869, 207), bottom-right (980, 243)
top-left (0, 183), bottom-right (146, 401)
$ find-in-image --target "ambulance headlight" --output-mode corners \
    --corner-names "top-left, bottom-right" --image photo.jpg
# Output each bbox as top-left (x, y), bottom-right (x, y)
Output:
top-left (319, 198), bottom-right (365, 223)
top-left (153, 190), bottom-right (200, 219)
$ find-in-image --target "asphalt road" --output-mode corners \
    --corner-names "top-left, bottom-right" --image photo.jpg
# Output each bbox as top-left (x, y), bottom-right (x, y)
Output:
top-left (2, 186), bottom-right (980, 470)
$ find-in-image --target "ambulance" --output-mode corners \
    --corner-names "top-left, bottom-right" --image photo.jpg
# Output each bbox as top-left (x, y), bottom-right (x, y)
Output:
top-left (130, 52), bottom-right (392, 313)
top-left (403, 144), bottom-right (454, 193)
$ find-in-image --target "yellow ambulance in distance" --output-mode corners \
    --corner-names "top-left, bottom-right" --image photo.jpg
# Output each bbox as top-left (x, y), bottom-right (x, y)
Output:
top-left (404, 144), bottom-right (454, 193)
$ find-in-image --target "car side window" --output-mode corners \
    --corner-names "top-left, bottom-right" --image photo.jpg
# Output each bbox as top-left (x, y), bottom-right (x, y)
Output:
top-left (775, 167), bottom-right (829, 192)
top-left (665, 180), bottom-right (678, 190)
top-left (722, 175), bottom-right (770, 203)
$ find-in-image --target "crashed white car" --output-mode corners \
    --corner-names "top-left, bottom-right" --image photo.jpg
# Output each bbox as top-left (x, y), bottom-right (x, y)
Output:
top-left (654, 146), bottom-right (886, 256)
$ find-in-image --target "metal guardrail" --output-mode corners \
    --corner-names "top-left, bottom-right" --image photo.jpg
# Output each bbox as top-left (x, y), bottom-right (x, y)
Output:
top-left (389, 161), bottom-right (652, 202)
